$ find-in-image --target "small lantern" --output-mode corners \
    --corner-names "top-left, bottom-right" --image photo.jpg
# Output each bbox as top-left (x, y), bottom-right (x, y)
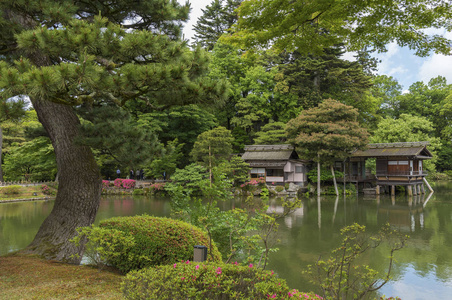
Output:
top-left (193, 245), bottom-right (207, 262)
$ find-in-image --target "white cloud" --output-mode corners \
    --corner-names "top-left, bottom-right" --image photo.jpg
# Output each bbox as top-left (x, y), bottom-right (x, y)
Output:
top-left (419, 54), bottom-right (452, 84)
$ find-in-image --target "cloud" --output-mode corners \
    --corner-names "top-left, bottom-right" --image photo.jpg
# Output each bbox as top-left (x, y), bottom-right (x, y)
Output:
top-left (419, 54), bottom-right (452, 84)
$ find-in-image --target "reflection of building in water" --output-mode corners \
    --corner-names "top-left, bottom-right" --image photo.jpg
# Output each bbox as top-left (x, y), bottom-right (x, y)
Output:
top-left (266, 200), bottom-right (304, 229)
top-left (377, 194), bottom-right (427, 232)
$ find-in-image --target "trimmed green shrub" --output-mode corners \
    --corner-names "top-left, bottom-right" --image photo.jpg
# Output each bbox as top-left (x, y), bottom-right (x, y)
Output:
top-left (132, 188), bottom-right (145, 195)
top-left (121, 261), bottom-right (322, 300)
top-left (84, 215), bottom-right (221, 273)
top-left (0, 185), bottom-right (22, 195)
top-left (275, 185), bottom-right (284, 193)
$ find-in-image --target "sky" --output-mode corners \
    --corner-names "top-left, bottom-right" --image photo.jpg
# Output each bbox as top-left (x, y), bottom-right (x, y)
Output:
top-left (180, 0), bottom-right (452, 92)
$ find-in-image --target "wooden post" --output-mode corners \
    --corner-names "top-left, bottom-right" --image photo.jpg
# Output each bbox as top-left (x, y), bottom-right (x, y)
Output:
top-left (417, 184), bottom-right (421, 195)
top-left (376, 185), bottom-right (380, 195)
top-left (423, 178), bottom-right (434, 193)
top-left (391, 185), bottom-right (395, 196)
top-left (421, 183), bottom-right (425, 194)
top-left (407, 185), bottom-right (413, 196)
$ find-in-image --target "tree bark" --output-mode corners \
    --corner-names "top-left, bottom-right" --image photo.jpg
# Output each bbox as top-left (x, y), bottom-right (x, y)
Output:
top-left (331, 165), bottom-right (339, 196)
top-left (317, 154), bottom-right (321, 197)
top-left (23, 98), bottom-right (101, 263)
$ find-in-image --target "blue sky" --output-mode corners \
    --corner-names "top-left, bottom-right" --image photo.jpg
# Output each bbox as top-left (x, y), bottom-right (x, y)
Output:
top-left (181, 0), bottom-right (452, 92)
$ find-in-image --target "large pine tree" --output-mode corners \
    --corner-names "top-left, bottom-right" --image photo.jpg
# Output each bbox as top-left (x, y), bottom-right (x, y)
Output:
top-left (193, 0), bottom-right (242, 50)
top-left (0, 1), bottom-right (227, 262)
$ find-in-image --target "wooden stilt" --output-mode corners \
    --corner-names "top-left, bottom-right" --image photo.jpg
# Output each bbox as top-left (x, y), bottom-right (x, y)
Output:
top-left (421, 183), bottom-right (425, 194)
top-left (423, 178), bottom-right (434, 193)
top-left (407, 185), bottom-right (413, 196)
top-left (376, 185), bottom-right (380, 195)
top-left (391, 185), bottom-right (395, 196)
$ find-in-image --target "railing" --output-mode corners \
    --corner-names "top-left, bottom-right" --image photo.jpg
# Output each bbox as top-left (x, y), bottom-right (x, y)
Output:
top-left (0, 181), bottom-right (54, 187)
top-left (376, 171), bottom-right (428, 177)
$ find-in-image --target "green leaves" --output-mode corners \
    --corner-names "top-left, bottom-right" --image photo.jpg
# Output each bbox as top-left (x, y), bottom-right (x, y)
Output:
top-left (226, 0), bottom-right (452, 56)
top-left (286, 98), bottom-right (369, 164)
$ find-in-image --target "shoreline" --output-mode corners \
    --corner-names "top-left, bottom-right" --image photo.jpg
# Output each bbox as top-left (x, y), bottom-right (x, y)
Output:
top-left (0, 197), bottom-right (56, 203)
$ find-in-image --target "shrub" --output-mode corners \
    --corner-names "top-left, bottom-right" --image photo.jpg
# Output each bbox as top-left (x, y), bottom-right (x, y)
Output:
top-left (275, 185), bottom-right (284, 193)
top-left (114, 178), bottom-right (124, 188)
top-left (132, 189), bottom-right (145, 195)
top-left (121, 261), bottom-right (323, 300)
top-left (149, 182), bottom-right (165, 192)
top-left (77, 215), bottom-right (222, 273)
top-left (0, 185), bottom-right (22, 195)
top-left (102, 180), bottom-right (110, 189)
top-left (122, 179), bottom-right (136, 189)
top-left (40, 184), bottom-right (54, 195)
top-left (113, 178), bottom-right (136, 189)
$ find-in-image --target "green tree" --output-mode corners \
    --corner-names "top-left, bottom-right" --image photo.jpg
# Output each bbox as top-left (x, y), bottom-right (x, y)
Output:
top-left (275, 47), bottom-right (374, 116)
top-left (193, 0), bottom-right (242, 50)
top-left (286, 99), bottom-right (369, 195)
top-left (254, 121), bottom-right (287, 145)
top-left (0, 1), bottom-right (226, 262)
top-left (137, 104), bottom-right (218, 167)
top-left (191, 126), bottom-right (233, 185)
top-left (371, 114), bottom-right (441, 172)
top-left (226, 0), bottom-right (452, 56)
top-left (0, 97), bottom-right (27, 181)
top-left (145, 139), bottom-right (184, 179)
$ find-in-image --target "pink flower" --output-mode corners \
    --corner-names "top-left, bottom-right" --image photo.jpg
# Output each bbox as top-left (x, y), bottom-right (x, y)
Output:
top-left (195, 265), bottom-right (199, 270)
top-left (185, 260), bottom-right (190, 264)
top-left (216, 267), bottom-right (222, 275)
top-left (271, 295), bottom-right (276, 298)
top-left (234, 261), bottom-right (238, 265)
top-left (249, 263), bottom-right (253, 268)
top-left (181, 277), bottom-right (185, 280)
top-left (173, 263), bottom-right (177, 268)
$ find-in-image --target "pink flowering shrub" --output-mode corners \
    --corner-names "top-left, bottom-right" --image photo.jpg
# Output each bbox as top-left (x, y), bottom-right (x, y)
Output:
top-left (114, 178), bottom-right (124, 188)
top-left (102, 180), bottom-right (110, 189)
top-left (150, 182), bottom-right (165, 192)
top-left (113, 178), bottom-right (136, 189)
top-left (122, 179), bottom-right (136, 189)
top-left (121, 261), bottom-right (323, 300)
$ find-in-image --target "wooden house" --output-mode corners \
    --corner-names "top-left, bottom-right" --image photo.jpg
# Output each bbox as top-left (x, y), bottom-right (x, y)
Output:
top-left (241, 144), bottom-right (308, 186)
top-left (345, 142), bottom-right (433, 195)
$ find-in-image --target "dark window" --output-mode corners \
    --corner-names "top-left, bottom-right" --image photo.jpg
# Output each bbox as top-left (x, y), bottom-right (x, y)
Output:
top-left (267, 169), bottom-right (284, 177)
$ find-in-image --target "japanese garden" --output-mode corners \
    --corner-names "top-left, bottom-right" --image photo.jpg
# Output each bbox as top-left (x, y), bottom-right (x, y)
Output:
top-left (1, 0), bottom-right (452, 299)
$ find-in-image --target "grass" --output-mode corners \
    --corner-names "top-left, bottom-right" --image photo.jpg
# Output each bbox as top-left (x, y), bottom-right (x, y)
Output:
top-left (0, 185), bottom-right (56, 202)
top-left (0, 253), bottom-right (123, 299)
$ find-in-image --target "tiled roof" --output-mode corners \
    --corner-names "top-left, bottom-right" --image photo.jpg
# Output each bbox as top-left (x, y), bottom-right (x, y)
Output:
top-left (352, 142), bottom-right (432, 158)
top-left (242, 144), bottom-right (295, 161)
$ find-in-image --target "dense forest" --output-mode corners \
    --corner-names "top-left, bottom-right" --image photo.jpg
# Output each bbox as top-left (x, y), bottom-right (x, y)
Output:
top-left (2, 0), bottom-right (452, 182)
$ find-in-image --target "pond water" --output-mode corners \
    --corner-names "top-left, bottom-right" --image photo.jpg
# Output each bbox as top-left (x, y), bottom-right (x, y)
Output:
top-left (1, 181), bottom-right (452, 299)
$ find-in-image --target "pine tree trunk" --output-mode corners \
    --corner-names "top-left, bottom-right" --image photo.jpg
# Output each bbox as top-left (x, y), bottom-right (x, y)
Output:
top-left (0, 126), bottom-right (3, 182)
top-left (23, 98), bottom-right (101, 263)
top-left (317, 154), bottom-right (321, 197)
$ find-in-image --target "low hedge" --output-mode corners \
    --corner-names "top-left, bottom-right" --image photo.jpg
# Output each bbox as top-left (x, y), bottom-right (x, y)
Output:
top-left (95, 215), bottom-right (221, 273)
top-left (121, 261), bottom-right (323, 300)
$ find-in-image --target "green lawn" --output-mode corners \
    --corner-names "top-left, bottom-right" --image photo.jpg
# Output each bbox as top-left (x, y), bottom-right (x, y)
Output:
top-left (0, 253), bottom-right (123, 299)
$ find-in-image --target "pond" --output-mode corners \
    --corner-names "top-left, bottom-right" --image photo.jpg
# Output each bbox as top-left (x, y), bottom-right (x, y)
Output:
top-left (1, 181), bottom-right (452, 299)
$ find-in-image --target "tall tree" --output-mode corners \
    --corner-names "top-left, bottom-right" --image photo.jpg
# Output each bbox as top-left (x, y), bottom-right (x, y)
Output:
top-left (286, 99), bottom-right (369, 195)
top-left (0, 97), bottom-right (26, 181)
top-left (371, 114), bottom-right (441, 172)
top-left (193, 0), bottom-right (242, 50)
top-left (225, 0), bottom-right (452, 56)
top-left (0, 1), bottom-right (226, 262)
top-left (190, 126), bottom-right (233, 185)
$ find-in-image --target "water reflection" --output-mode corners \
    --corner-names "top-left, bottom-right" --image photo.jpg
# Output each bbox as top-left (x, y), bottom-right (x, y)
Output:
top-left (2, 183), bottom-right (452, 299)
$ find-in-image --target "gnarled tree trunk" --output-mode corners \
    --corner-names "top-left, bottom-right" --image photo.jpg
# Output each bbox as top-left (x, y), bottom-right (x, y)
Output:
top-left (24, 98), bottom-right (101, 263)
